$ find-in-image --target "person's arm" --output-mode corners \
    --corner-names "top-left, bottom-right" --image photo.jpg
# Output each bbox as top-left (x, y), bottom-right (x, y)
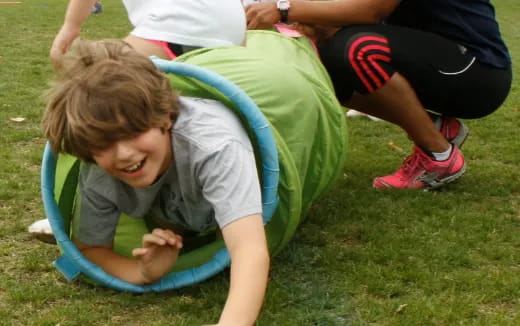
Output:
top-left (217, 214), bottom-right (270, 326)
top-left (245, 0), bottom-right (401, 30)
top-left (75, 228), bottom-right (183, 284)
top-left (50, 0), bottom-right (98, 64)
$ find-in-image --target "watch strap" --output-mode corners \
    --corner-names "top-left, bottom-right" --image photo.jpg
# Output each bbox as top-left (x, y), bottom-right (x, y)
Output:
top-left (279, 9), bottom-right (289, 23)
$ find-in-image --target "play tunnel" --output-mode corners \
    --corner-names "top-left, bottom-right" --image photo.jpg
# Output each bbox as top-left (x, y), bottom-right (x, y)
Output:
top-left (41, 30), bottom-right (347, 292)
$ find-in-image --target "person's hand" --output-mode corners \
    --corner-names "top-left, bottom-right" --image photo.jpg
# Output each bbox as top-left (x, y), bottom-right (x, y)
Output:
top-left (132, 228), bottom-right (183, 284)
top-left (50, 24), bottom-right (81, 68)
top-left (244, 2), bottom-right (280, 30)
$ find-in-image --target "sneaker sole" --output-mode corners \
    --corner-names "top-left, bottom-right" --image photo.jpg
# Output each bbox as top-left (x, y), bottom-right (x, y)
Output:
top-left (423, 162), bottom-right (467, 190)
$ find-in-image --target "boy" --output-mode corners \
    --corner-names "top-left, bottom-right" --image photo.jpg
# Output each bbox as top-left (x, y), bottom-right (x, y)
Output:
top-left (44, 39), bottom-right (269, 326)
top-left (31, 0), bottom-right (248, 242)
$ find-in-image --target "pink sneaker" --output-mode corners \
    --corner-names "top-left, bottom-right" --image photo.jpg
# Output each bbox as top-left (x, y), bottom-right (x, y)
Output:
top-left (373, 145), bottom-right (466, 190)
top-left (435, 116), bottom-right (469, 148)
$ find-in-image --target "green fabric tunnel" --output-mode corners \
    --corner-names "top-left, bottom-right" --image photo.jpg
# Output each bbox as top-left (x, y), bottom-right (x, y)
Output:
top-left (44, 30), bottom-right (347, 291)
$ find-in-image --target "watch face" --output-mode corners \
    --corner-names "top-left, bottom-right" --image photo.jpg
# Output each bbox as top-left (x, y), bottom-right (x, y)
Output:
top-left (277, 0), bottom-right (290, 10)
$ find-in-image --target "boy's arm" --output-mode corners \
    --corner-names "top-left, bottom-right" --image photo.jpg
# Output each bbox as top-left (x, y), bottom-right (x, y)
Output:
top-left (74, 228), bottom-right (183, 284)
top-left (75, 241), bottom-right (146, 284)
top-left (50, 0), bottom-right (98, 64)
top-left (217, 213), bottom-right (270, 326)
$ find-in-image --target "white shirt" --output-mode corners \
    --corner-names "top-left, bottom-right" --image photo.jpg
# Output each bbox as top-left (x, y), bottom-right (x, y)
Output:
top-left (122, 0), bottom-right (247, 47)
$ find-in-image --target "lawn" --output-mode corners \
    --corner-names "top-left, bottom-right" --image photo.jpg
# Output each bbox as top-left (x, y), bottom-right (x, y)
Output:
top-left (0, 1), bottom-right (519, 325)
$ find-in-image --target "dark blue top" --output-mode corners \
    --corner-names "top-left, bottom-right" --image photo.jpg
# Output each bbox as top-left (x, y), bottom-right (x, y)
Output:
top-left (387, 0), bottom-right (511, 68)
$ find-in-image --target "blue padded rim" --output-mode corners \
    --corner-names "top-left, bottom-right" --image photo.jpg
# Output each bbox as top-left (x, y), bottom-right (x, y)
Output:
top-left (41, 58), bottom-right (279, 292)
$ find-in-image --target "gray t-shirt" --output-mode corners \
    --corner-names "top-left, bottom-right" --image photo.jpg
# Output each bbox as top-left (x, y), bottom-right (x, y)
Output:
top-left (76, 97), bottom-right (262, 246)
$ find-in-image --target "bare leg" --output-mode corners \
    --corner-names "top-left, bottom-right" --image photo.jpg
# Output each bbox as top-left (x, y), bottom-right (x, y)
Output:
top-left (345, 72), bottom-right (450, 153)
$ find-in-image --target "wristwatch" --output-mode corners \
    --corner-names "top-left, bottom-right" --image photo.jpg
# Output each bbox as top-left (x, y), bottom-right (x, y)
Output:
top-left (276, 0), bottom-right (291, 23)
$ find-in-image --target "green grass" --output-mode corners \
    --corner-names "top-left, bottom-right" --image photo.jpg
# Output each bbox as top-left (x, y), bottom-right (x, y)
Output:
top-left (1, 1), bottom-right (519, 325)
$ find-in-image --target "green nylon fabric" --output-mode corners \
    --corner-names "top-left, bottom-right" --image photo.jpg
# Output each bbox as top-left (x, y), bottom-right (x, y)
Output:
top-left (54, 30), bottom-right (347, 274)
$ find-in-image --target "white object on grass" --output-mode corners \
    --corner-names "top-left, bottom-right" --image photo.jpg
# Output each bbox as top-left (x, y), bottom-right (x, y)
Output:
top-left (346, 109), bottom-right (383, 121)
top-left (28, 218), bottom-right (56, 244)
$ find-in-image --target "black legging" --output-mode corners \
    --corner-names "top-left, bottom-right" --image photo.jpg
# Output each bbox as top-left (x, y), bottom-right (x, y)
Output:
top-left (318, 24), bottom-right (512, 119)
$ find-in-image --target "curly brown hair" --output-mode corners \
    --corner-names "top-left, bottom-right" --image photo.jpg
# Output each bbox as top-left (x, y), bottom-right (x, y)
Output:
top-left (43, 39), bottom-right (179, 162)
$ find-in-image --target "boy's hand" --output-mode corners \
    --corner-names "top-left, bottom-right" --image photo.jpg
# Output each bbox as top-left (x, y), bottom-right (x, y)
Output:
top-left (132, 228), bottom-right (183, 284)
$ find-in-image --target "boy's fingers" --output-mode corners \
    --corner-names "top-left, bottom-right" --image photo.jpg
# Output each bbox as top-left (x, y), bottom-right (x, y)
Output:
top-left (173, 236), bottom-right (183, 249)
top-left (132, 247), bottom-right (148, 257)
top-left (157, 228), bottom-right (177, 238)
top-left (151, 228), bottom-right (183, 246)
top-left (165, 230), bottom-right (183, 247)
top-left (152, 228), bottom-right (176, 238)
top-left (167, 232), bottom-right (184, 248)
top-left (166, 234), bottom-right (183, 249)
top-left (142, 233), bottom-right (167, 246)
top-left (146, 229), bottom-right (184, 249)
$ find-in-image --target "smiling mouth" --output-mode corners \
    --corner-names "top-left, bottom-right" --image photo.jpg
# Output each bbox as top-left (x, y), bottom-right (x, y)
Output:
top-left (123, 159), bottom-right (145, 173)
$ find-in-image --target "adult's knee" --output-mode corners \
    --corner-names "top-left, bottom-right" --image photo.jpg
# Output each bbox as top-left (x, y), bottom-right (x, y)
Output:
top-left (344, 31), bottom-right (396, 94)
top-left (319, 28), bottom-right (396, 98)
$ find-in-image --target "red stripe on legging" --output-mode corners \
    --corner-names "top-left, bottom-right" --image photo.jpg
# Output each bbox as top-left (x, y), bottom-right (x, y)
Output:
top-left (348, 36), bottom-right (390, 93)
top-left (367, 53), bottom-right (392, 83)
top-left (357, 44), bottom-right (391, 88)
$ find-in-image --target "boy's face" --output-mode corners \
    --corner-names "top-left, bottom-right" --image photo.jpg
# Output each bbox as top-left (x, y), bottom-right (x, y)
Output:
top-left (92, 125), bottom-right (172, 188)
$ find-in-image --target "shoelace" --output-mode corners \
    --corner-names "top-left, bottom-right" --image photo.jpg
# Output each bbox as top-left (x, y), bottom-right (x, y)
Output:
top-left (398, 147), bottom-right (429, 180)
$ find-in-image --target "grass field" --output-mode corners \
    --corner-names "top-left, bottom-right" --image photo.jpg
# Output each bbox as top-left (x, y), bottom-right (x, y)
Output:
top-left (0, 1), bottom-right (519, 325)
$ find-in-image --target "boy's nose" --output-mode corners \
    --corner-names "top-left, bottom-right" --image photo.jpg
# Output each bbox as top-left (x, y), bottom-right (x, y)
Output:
top-left (115, 141), bottom-right (134, 162)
